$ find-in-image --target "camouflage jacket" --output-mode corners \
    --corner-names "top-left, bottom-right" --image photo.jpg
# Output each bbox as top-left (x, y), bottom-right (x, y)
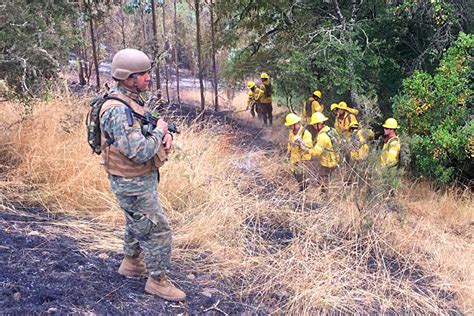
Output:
top-left (101, 85), bottom-right (164, 197)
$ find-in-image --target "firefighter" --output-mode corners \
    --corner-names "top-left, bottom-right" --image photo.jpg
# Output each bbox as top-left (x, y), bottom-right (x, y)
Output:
top-left (347, 122), bottom-right (374, 184)
top-left (303, 90), bottom-right (324, 124)
top-left (246, 81), bottom-right (262, 118)
top-left (380, 118), bottom-right (401, 168)
top-left (334, 101), bottom-right (359, 140)
top-left (349, 122), bottom-right (374, 162)
top-left (285, 113), bottom-right (313, 191)
top-left (258, 73), bottom-right (273, 126)
top-left (308, 112), bottom-right (340, 192)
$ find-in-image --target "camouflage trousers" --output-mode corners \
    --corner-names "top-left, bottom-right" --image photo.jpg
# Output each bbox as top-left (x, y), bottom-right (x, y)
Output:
top-left (109, 171), bottom-right (172, 278)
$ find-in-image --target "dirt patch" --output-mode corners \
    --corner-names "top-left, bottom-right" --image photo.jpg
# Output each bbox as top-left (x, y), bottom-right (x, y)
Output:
top-left (0, 206), bottom-right (263, 314)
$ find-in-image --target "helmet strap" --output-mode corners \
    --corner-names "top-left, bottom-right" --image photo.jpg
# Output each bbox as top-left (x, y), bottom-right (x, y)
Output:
top-left (128, 75), bottom-right (146, 93)
top-left (118, 81), bottom-right (142, 97)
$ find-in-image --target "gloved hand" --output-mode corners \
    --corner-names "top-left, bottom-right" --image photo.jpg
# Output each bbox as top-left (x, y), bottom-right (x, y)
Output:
top-left (294, 136), bottom-right (310, 151)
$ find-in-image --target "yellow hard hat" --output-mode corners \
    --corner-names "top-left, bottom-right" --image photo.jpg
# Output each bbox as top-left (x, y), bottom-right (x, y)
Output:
top-left (309, 112), bottom-right (328, 125)
top-left (382, 118), bottom-right (399, 129)
top-left (338, 101), bottom-right (348, 109)
top-left (330, 103), bottom-right (339, 111)
top-left (313, 90), bottom-right (322, 98)
top-left (285, 113), bottom-right (302, 126)
top-left (260, 72), bottom-right (270, 79)
top-left (247, 81), bottom-right (256, 89)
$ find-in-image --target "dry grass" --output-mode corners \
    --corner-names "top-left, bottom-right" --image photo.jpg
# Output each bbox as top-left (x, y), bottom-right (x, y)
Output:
top-left (0, 94), bottom-right (473, 313)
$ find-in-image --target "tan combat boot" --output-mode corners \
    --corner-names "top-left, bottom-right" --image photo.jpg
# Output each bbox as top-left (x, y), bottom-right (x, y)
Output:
top-left (145, 274), bottom-right (186, 302)
top-left (118, 255), bottom-right (147, 277)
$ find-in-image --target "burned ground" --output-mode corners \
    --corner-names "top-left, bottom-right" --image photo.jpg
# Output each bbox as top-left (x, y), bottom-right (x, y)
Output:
top-left (0, 206), bottom-right (262, 314)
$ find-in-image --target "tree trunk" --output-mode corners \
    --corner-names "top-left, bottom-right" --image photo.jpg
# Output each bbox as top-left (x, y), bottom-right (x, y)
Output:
top-left (162, 1), bottom-right (170, 101)
top-left (85, 0), bottom-right (100, 92)
top-left (194, 0), bottom-right (205, 112)
top-left (141, 8), bottom-right (147, 44)
top-left (119, 0), bottom-right (126, 48)
top-left (174, 0), bottom-right (180, 105)
top-left (210, 0), bottom-right (218, 111)
top-left (151, 0), bottom-right (161, 91)
top-left (78, 59), bottom-right (86, 85)
top-left (72, 16), bottom-right (87, 86)
top-left (80, 16), bottom-right (91, 85)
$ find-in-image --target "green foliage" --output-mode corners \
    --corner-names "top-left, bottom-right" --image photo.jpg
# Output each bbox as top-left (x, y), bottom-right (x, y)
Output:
top-left (274, 52), bottom-right (318, 107)
top-left (393, 33), bottom-right (474, 184)
top-left (217, 0), bottom-right (472, 111)
top-left (0, 0), bottom-right (78, 98)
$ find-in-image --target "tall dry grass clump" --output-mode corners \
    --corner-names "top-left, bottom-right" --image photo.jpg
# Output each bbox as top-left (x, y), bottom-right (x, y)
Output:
top-left (0, 95), bottom-right (472, 313)
top-left (0, 97), bottom-right (116, 219)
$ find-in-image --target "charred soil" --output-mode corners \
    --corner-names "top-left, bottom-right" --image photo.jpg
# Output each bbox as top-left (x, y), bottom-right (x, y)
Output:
top-left (0, 206), bottom-right (261, 314)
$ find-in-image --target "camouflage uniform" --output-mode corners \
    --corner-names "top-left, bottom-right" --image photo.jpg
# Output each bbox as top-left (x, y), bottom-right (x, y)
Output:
top-left (101, 86), bottom-right (171, 279)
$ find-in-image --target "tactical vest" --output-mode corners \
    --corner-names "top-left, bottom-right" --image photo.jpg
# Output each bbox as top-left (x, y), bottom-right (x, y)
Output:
top-left (99, 92), bottom-right (166, 178)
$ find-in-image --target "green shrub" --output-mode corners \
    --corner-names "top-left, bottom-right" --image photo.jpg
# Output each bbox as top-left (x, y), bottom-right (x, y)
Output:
top-left (392, 32), bottom-right (473, 184)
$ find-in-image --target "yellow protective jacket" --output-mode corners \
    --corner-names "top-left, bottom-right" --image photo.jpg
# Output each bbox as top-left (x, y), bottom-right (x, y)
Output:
top-left (288, 126), bottom-right (312, 166)
top-left (259, 82), bottom-right (272, 104)
top-left (303, 97), bottom-right (324, 123)
top-left (335, 112), bottom-right (358, 140)
top-left (252, 87), bottom-right (263, 101)
top-left (346, 107), bottom-right (359, 116)
top-left (380, 136), bottom-right (400, 168)
top-left (248, 88), bottom-right (263, 105)
top-left (350, 128), bottom-right (374, 161)
top-left (309, 126), bottom-right (339, 168)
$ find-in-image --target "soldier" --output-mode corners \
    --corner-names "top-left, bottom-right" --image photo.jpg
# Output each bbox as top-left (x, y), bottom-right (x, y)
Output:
top-left (308, 112), bottom-right (340, 193)
top-left (99, 49), bottom-right (186, 302)
top-left (285, 113), bottom-right (312, 191)
top-left (258, 72), bottom-right (273, 126)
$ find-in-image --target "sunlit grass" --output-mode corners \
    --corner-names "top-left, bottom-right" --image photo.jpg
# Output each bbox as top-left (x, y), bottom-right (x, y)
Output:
top-left (0, 94), bottom-right (472, 313)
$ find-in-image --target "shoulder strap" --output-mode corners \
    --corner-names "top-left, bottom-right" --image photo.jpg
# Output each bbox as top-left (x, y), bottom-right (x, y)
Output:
top-left (319, 128), bottom-right (337, 152)
top-left (346, 113), bottom-right (353, 124)
top-left (387, 136), bottom-right (399, 147)
top-left (299, 125), bottom-right (307, 138)
top-left (103, 95), bottom-right (155, 128)
top-left (103, 96), bottom-right (135, 127)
